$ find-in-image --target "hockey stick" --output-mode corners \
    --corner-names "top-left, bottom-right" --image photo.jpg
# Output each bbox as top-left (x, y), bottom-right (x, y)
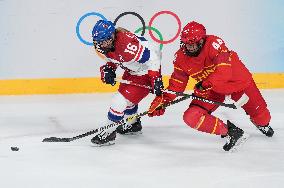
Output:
top-left (42, 95), bottom-right (191, 142)
top-left (116, 79), bottom-right (237, 109)
top-left (174, 91), bottom-right (237, 109)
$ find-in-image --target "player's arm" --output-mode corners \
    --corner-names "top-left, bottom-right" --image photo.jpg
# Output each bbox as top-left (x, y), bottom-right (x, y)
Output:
top-left (147, 42), bottom-right (164, 96)
top-left (121, 32), bottom-right (163, 95)
top-left (126, 33), bottom-right (164, 96)
top-left (148, 53), bottom-right (189, 116)
top-left (168, 65), bottom-right (190, 93)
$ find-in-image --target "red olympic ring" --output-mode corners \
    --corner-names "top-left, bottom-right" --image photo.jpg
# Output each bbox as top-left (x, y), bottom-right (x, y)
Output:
top-left (148, 10), bottom-right (182, 44)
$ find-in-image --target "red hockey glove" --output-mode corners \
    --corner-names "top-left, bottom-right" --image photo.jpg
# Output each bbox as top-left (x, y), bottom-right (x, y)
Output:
top-left (148, 92), bottom-right (176, 117)
top-left (194, 81), bottom-right (212, 99)
top-left (148, 70), bottom-right (164, 96)
top-left (100, 64), bottom-right (116, 86)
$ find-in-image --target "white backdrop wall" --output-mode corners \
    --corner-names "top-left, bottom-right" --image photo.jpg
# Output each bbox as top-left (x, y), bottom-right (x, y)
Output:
top-left (0, 0), bottom-right (283, 79)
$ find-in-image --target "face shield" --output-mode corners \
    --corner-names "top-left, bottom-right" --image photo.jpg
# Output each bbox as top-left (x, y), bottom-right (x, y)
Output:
top-left (93, 34), bottom-right (115, 54)
top-left (181, 38), bottom-right (205, 57)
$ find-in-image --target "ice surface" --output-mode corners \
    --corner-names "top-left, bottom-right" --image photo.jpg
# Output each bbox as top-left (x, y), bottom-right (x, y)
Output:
top-left (0, 90), bottom-right (283, 188)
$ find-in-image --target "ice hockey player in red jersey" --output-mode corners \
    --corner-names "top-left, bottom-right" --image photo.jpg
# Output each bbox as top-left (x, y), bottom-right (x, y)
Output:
top-left (91, 20), bottom-right (163, 146)
top-left (148, 21), bottom-right (274, 151)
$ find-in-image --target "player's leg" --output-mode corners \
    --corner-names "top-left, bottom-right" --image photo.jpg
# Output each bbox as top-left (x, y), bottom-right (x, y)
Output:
top-left (231, 80), bottom-right (273, 137)
top-left (116, 73), bottom-right (150, 135)
top-left (183, 98), bottom-right (228, 136)
top-left (92, 72), bottom-right (150, 145)
top-left (91, 92), bottom-right (128, 146)
top-left (183, 92), bottom-right (248, 151)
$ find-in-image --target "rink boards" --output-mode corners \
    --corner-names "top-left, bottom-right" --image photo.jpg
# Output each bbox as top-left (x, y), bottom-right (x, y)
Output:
top-left (0, 73), bottom-right (283, 95)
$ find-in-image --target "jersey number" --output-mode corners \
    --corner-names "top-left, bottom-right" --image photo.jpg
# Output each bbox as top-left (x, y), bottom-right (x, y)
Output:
top-left (212, 39), bottom-right (223, 50)
top-left (124, 43), bottom-right (138, 55)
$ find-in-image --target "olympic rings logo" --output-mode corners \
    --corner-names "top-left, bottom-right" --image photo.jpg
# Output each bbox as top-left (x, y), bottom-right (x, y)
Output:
top-left (76, 10), bottom-right (181, 51)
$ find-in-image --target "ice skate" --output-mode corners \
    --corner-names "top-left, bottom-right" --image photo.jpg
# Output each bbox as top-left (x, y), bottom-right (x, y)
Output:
top-left (91, 131), bottom-right (116, 146)
top-left (223, 121), bottom-right (249, 152)
top-left (117, 117), bottom-right (142, 135)
top-left (256, 124), bottom-right (274, 137)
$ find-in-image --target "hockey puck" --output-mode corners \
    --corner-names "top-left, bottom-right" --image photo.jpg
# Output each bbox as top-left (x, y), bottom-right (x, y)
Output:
top-left (11, 147), bottom-right (19, 151)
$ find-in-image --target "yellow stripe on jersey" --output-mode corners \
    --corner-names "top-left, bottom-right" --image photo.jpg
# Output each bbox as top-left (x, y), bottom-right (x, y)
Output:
top-left (190, 70), bottom-right (203, 77)
top-left (216, 63), bottom-right (231, 67)
top-left (195, 115), bottom-right (205, 130)
top-left (174, 66), bottom-right (183, 71)
top-left (170, 78), bottom-right (183, 84)
top-left (204, 64), bottom-right (216, 69)
top-left (211, 118), bottom-right (219, 134)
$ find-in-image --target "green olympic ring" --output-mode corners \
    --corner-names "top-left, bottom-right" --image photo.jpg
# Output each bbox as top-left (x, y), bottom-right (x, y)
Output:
top-left (134, 26), bottom-right (164, 50)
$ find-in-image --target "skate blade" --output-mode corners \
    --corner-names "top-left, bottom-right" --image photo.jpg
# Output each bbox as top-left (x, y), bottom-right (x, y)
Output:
top-left (92, 141), bottom-right (115, 147)
top-left (229, 133), bottom-right (250, 153)
top-left (123, 131), bottom-right (142, 135)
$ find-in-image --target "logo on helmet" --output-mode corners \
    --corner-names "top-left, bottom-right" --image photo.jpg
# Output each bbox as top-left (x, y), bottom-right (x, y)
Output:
top-left (102, 24), bottom-right (109, 29)
top-left (93, 31), bottom-right (99, 37)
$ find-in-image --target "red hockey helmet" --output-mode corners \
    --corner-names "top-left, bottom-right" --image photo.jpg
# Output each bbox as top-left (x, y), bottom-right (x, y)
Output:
top-left (181, 21), bottom-right (206, 44)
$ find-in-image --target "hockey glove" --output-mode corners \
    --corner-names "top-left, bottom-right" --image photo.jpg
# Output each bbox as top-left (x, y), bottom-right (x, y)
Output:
top-left (194, 81), bottom-right (212, 99)
top-left (148, 92), bottom-right (176, 117)
top-left (100, 64), bottom-right (116, 86)
top-left (148, 70), bottom-right (164, 96)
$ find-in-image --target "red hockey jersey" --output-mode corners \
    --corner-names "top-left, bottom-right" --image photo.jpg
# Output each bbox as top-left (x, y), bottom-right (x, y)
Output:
top-left (104, 31), bottom-right (161, 76)
top-left (168, 35), bottom-right (252, 95)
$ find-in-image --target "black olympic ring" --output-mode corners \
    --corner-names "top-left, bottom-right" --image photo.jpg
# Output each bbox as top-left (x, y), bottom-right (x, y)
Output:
top-left (113, 11), bottom-right (146, 36)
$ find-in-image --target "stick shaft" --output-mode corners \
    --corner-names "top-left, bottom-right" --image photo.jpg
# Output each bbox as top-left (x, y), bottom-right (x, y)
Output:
top-left (117, 79), bottom-right (237, 109)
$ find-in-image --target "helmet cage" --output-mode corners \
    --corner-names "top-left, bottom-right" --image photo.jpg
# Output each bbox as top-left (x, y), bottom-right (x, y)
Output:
top-left (180, 38), bottom-right (205, 57)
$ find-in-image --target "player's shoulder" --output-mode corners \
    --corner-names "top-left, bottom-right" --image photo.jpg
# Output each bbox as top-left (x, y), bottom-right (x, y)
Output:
top-left (205, 35), bottom-right (226, 46)
top-left (205, 35), bottom-right (227, 51)
top-left (206, 35), bottom-right (224, 41)
top-left (116, 31), bottom-right (138, 42)
top-left (115, 31), bottom-right (139, 49)
top-left (173, 48), bottom-right (186, 65)
top-left (205, 35), bottom-right (224, 43)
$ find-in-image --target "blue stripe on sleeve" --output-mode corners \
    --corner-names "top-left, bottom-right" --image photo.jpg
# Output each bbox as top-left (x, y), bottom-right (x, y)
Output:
top-left (137, 36), bottom-right (147, 41)
top-left (138, 47), bottom-right (150, 64)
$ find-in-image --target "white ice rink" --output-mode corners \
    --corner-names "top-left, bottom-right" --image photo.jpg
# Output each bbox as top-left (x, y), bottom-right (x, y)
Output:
top-left (0, 90), bottom-right (283, 188)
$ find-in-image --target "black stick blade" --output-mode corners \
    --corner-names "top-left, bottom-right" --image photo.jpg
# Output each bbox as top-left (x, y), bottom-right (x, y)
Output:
top-left (42, 137), bottom-right (70, 142)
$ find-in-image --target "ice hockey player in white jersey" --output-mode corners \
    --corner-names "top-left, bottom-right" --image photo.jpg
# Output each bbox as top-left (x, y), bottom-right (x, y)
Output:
top-left (91, 20), bottom-right (163, 146)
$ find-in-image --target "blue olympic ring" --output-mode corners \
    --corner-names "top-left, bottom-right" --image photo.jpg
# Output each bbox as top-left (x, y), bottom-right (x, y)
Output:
top-left (76, 12), bottom-right (107, 46)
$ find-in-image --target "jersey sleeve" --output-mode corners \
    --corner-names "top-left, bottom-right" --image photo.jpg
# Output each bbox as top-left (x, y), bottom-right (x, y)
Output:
top-left (203, 37), bottom-right (233, 91)
top-left (105, 61), bottom-right (118, 70)
top-left (147, 40), bottom-right (162, 73)
top-left (167, 51), bottom-right (190, 92)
